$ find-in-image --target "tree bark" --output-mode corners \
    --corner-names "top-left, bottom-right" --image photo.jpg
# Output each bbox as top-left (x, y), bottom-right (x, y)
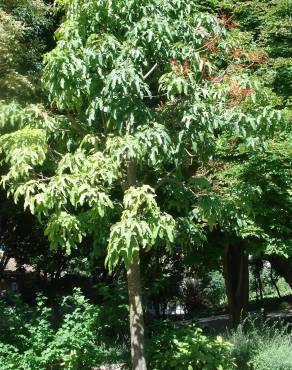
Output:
top-left (257, 271), bottom-right (264, 301)
top-left (0, 252), bottom-right (10, 276)
top-left (270, 266), bottom-right (281, 299)
top-left (126, 160), bottom-right (147, 370)
top-left (254, 277), bottom-right (259, 302)
top-left (127, 260), bottom-right (147, 370)
top-left (223, 242), bottom-right (249, 328)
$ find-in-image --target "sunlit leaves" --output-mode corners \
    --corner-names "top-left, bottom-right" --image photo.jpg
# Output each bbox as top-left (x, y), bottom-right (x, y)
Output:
top-left (0, 128), bottom-right (47, 184)
top-left (105, 123), bottom-right (173, 168)
top-left (0, 0), bottom-right (52, 101)
top-left (45, 212), bottom-right (85, 254)
top-left (43, 0), bottom-right (228, 131)
top-left (107, 186), bottom-right (175, 270)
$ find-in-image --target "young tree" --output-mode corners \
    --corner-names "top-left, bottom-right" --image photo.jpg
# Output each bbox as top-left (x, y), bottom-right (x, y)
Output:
top-left (0, 0), bottom-right (281, 367)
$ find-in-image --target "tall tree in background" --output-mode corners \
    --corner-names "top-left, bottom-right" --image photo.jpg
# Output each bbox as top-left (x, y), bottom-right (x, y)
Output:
top-left (0, 0), bottom-right (53, 102)
top-left (0, 0), bottom-right (59, 278)
top-left (0, 0), bottom-right (282, 367)
top-left (220, 0), bottom-right (292, 103)
top-left (209, 0), bottom-right (292, 324)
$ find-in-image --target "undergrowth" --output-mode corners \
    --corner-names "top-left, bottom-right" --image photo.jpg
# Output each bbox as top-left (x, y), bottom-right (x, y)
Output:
top-left (226, 315), bottom-right (292, 370)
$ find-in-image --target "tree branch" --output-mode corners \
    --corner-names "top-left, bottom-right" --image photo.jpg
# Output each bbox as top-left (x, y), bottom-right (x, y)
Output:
top-left (143, 63), bottom-right (158, 80)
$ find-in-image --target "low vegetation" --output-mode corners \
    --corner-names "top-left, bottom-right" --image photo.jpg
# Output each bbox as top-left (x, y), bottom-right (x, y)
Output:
top-left (148, 322), bottom-right (235, 370)
top-left (227, 317), bottom-right (292, 370)
top-left (0, 290), bottom-right (128, 370)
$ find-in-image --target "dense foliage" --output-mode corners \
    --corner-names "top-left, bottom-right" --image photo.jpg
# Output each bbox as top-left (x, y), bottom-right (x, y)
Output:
top-left (0, 290), bottom-right (127, 370)
top-left (0, 0), bottom-right (53, 102)
top-left (148, 322), bottom-right (235, 370)
top-left (0, 0), bottom-right (283, 267)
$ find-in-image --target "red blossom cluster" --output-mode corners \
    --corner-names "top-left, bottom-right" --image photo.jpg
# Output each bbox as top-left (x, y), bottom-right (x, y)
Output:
top-left (169, 59), bottom-right (191, 75)
top-left (245, 51), bottom-right (268, 64)
top-left (204, 75), bottom-right (223, 83)
top-left (169, 59), bottom-right (178, 67)
top-left (228, 47), bottom-right (245, 59)
top-left (203, 36), bottom-right (220, 53)
top-left (228, 48), bottom-right (268, 65)
top-left (182, 60), bottom-right (191, 74)
top-left (219, 11), bottom-right (240, 29)
top-left (228, 80), bottom-right (256, 106)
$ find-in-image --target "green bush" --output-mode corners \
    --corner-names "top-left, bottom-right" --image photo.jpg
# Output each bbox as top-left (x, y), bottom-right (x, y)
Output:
top-left (0, 289), bottom-right (127, 370)
top-left (226, 317), bottom-right (292, 370)
top-left (148, 322), bottom-right (235, 370)
top-left (95, 281), bottom-right (129, 342)
top-left (202, 271), bottom-right (227, 307)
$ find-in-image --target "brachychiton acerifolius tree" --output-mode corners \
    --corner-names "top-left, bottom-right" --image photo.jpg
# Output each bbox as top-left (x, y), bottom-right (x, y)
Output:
top-left (0, 0), bottom-right (281, 368)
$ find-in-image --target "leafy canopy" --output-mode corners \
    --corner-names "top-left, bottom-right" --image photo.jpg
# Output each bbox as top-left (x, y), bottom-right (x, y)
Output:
top-left (0, 0), bottom-right (281, 269)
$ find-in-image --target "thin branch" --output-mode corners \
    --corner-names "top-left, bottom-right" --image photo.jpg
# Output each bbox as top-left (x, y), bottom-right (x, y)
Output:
top-left (143, 63), bottom-right (158, 80)
top-left (37, 174), bottom-right (52, 182)
top-left (52, 149), bottom-right (64, 157)
top-left (194, 34), bottom-right (220, 53)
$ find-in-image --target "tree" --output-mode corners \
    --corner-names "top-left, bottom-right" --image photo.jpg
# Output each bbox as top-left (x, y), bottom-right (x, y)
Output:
top-left (207, 0), bottom-right (292, 324)
top-left (0, 0), bottom-right (53, 102)
top-left (220, 0), bottom-right (292, 103)
top-left (0, 0), bottom-right (67, 283)
top-left (0, 0), bottom-right (281, 367)
top-left (196, 114), bottom-right (291, 325)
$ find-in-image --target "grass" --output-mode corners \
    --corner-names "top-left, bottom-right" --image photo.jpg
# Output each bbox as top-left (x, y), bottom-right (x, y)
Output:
top-left (225, 315), bottom-right (292, 370)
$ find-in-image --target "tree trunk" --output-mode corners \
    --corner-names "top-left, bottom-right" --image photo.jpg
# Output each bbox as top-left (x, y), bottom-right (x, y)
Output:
top-left (254, 275), bottom-right (259, 302)
top-left (270, 266), bottom-right (281, 299)
top-left (153, 299), bottom-right (160, 318)
top-left (0, 252), bottom-right (10, 276)
top-left (257, 271), bottom-right (264, 301)
top-left (267, 255), bottom-right (292, 290)
top-left (126, 160), bottom-right (147, 370)
top-left (223, 242), bottom-right (249, 328)
top-left (127, 260), bottom-right (147, 370)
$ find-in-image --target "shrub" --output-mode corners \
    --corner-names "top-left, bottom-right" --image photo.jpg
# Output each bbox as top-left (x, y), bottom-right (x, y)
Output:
top-left (148, 322), bottom-right (235, 370)
top-left (248, 319), bottom-right (292, 370)
top-left (202, 271), bottom-right (227, 307)
top-left (95, 281), bottom-right (129, 342)
top-left (0, 289), bottom-right (127, 369)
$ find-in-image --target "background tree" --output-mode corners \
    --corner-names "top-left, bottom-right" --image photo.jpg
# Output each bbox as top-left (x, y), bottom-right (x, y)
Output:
top-left (0, 0), bottom-right (64, 281)
top-left (201, 0), bottom-right (292, 325)
top-left (0, 0), bottom-right (53, 102)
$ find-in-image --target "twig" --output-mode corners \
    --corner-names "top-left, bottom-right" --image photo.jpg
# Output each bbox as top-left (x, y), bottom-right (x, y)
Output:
top-left (143, 63), bottom-right (158, 80)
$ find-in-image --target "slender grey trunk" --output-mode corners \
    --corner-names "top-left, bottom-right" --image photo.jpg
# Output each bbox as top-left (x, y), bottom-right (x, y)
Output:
top-left (126, 160), bottom-right (147, 370)
top-left (257, 270), bottom-right (264, 301)
top-left (127, 260), bottom-right (147, 370)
